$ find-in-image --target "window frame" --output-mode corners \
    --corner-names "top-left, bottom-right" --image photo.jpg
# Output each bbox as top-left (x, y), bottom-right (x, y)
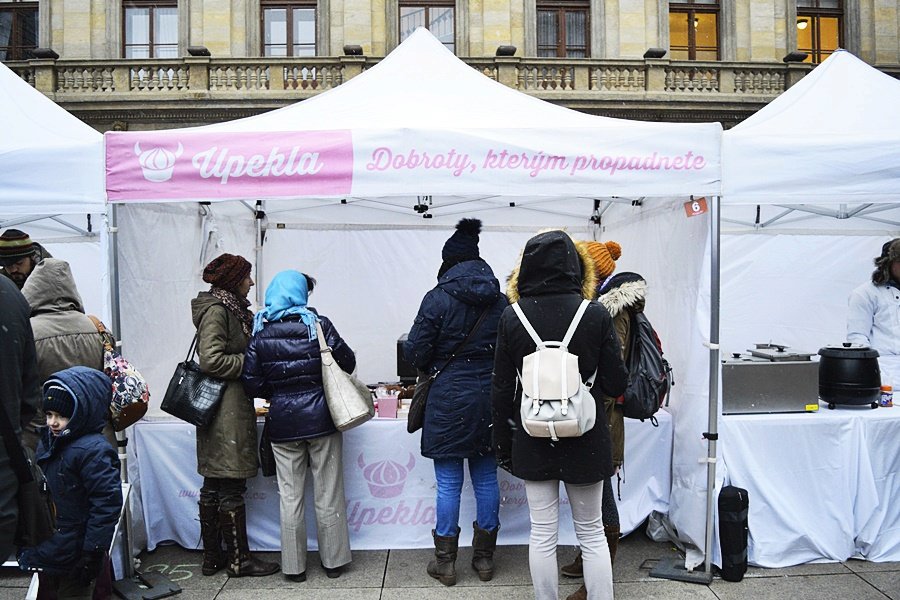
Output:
top-left (668, 0), bottom-right (720, 61)
top-left (536, 0), bottom-right (590, 58)
top-left (260, 0), bottom-right (317, 57)
top-left (0, 0), bottom-right (38, 61)
top-left (796, 0), bottom-right (843, 64)
top-left (398, 0), bottom-right (455, 53)
top-left (122, 0), bottom-right (178, 59)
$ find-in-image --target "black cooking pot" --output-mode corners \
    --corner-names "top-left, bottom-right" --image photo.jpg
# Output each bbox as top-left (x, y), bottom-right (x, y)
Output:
top-left (818, 343), bottom-right (881, 409)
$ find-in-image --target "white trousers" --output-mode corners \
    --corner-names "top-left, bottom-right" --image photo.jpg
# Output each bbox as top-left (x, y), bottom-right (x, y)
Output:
top-left (271, 431), bottom-right (352, 575)
top-left (525, 479), bottom-right (613, 600)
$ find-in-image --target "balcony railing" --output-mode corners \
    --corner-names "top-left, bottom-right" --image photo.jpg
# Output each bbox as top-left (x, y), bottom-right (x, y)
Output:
top-left (7, 54), bottom-right (899, 115)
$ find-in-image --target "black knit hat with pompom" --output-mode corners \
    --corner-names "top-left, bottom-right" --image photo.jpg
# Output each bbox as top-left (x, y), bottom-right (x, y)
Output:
top-left (442, 218), bottom-right (481, 261)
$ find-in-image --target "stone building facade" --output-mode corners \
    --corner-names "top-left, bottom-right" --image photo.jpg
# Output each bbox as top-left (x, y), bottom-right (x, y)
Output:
top-left (2, 0), bottom-right (899, 130)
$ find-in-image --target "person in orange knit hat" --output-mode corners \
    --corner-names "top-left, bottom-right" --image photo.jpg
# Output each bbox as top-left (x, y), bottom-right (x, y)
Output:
top-left (583, 240), bottom-right (621, 293)
top-left (561, 239), bottom-right (623, 600)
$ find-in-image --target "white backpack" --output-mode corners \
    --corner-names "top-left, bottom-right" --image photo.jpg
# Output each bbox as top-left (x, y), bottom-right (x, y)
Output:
top-left (511, 300), bottom-right (597, 441)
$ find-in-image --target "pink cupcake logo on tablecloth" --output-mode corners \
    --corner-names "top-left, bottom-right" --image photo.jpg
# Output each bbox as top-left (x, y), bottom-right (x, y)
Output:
top-left (358, 453), bottom-right (416, 498)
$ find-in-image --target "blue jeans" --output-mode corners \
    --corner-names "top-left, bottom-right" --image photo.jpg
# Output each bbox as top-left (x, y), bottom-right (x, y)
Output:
top-left (433, 454), bottom-right (500, 537)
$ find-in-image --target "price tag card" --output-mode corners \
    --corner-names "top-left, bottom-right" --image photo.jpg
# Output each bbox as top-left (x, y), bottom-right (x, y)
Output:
top-left (684, 197), bottom-right (708, 217)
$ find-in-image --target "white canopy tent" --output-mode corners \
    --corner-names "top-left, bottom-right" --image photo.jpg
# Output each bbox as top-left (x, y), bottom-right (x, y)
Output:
top-left (104, 29), bottom-right (724, 572)
top-left (0, 61), bottom-right (110, 320)
top-left (670, 50), bottom-right (900, 568)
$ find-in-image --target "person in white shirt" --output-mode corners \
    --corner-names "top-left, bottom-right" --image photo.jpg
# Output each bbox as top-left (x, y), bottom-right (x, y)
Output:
top-left (847, 238), bottom-right (900, 384)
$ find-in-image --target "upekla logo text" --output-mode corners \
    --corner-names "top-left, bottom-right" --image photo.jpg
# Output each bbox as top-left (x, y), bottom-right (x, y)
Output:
top-left (133, 142), bottom-right (326, 185)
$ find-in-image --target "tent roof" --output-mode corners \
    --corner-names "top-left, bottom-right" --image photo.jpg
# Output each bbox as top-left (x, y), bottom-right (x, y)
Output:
top-left (723, 50), bottom-right (900, 205)
top-left (106, 29), bottom-right (721, 204)
top-left (0, 62), bottom-right (105, 215)
top-left (200, 28), bottom-right (683, 132)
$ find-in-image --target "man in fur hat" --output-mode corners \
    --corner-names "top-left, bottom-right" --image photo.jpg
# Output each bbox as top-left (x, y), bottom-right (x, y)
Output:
top-left (0, 229), bottom-right (53, 289)
top-left (848, 238), bottom-right (900, 384)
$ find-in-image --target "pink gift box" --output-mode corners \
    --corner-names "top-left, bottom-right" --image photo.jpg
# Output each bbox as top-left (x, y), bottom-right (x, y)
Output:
top-left (377, 396), bottom-right (399, 418)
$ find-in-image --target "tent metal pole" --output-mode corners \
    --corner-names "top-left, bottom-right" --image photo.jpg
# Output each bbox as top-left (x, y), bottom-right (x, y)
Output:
top-left (648, 196), bottom-right (719, 585)
top-left (704, 195), bottom-right (721, 576)
top-left (108, 204), bottom-right (122, 338)
top-left (255, 200), bottom-right (264, 308)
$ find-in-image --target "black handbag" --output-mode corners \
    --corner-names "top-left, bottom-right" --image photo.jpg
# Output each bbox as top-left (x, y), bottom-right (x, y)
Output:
top-left (406, 371), bottom-right (433, 434)
top-left (0, 402), bottom-right (56, 548)
top-left (259, 418), bottom-right (276, 477)
top-left (406, 307), bottom-right (491, 434)
top-left (160, 335), bottom-right (227, 427)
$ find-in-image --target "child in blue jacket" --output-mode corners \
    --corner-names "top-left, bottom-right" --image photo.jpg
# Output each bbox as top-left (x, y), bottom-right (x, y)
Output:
top-left (18, 366), bottom-right (122, 599)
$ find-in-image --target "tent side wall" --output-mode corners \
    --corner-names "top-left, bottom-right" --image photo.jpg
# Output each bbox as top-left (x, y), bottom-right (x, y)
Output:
top-left (117, 203), bottom-right (258, 417)
top-left (598, 199), bottom-right (712, 566)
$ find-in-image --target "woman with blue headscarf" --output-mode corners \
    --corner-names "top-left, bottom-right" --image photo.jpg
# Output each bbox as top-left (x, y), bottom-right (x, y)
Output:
top-left (242, 270), bottom-right (357, 583)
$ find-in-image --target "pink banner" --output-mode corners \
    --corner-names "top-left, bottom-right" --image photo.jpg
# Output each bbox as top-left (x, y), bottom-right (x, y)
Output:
top-left (106, 130), bottom-right (353, 201)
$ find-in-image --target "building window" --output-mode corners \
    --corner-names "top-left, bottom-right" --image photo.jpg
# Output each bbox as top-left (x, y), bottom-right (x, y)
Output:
top-left (262, 0), bottom-right (316, 56)
top-left (0, 1), bottom-right (38, 61)
top-left (669, 0), bottom-right (719, 61)
top-left (399, 1), bottom-right (454, 53)
top-left (537, 1), bottom-right (589, 58)
top-left (124, 1), bottom-right (178, 58)
top-left (796, 0), bottom-right (841, 63)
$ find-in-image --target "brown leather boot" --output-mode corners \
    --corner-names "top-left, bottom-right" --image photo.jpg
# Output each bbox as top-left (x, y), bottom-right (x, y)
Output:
top-left (219, 505), bottom-right (280, 577)
top-left (471, 522), bottom-right (499, 582)
top-left (605, 525), bottom-right (620, 565)
top-left (199, 502), bottom-right (225, 575)
top-left (560, 548), bottom-right (583, 578)
top-left (565, 526), bottom-right (620, 600)
top-left (426, 529), bottom-right (459, 586)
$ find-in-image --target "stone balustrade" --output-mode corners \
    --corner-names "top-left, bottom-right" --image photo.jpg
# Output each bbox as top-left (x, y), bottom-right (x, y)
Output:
top-left (6, 54), bottom-right (899, 126)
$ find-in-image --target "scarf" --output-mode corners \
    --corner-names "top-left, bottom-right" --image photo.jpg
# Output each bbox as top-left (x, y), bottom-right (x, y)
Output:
top-left (252, 270), bottom-right (318, 340)
top-left (210, 287), bottom-right (254, 337)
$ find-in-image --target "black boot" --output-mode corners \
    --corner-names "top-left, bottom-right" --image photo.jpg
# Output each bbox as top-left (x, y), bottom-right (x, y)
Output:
top-left (199, 502), bottom-right (225, 576)
top-left (427, 529), bottom-right (459, 586)
top-left (471, 522), bottom-right (499, 582)
top-left (219, 505), bottom-right (280, 577)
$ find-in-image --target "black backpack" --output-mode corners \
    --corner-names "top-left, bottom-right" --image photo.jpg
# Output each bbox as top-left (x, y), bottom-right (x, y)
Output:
top-left (621, 311), bottom-right (673, 426)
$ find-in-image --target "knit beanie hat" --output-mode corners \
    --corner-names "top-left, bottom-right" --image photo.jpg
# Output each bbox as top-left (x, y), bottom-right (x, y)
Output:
top-left (43, 384), bottom-right (76, 418)
top-left (0, 229), bottom-right (36, 267)
top-left (585, 240), bottom-right (622, 280)
top-left (202, 253), bottom-right (252, 292)
top-left (442, 218), bottom-right (482, 261)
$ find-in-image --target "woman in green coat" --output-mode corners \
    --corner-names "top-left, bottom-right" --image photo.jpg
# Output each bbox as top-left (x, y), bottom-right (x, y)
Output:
top-left (191, 253), bottom-right (279, 578)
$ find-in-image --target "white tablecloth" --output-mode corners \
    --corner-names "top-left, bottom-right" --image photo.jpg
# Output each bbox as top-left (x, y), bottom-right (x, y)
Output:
top-left (131, 411), bottom-right (672, 551)
top-left (720, 404), bottom-right (900, 567)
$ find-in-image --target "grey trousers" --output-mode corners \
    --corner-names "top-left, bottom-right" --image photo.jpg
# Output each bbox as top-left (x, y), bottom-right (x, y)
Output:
top-left (271, 431), bottom-right (352, 575)
top-left (525, 479), bottom-right (612, 600)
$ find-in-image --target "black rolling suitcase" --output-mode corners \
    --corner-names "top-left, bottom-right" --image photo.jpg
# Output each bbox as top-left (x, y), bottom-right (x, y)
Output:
top-left (718, 485), bottom-right (749, 582)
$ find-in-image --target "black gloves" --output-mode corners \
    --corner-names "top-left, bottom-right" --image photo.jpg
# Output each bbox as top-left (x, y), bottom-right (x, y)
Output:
top-left (71, 550), bottom-right (105, 588)
top-left (496, 453), bottom-right (513, 474)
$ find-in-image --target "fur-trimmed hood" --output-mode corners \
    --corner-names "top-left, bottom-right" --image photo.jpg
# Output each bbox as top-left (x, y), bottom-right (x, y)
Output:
top-left (598, 273), bottom-right (647, 317)
top-left (506, 231), bottom-right (596, 302)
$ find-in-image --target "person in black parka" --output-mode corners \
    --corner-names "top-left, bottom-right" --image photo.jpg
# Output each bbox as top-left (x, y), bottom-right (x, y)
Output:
top-left (18, 367), bottom-right (122, 599)
top-left (0, 276), bottom-right (41, 563)
top-left (492, 230), bottom-right (627, 600)
top-left (403, 218), bottom-right (506, 586)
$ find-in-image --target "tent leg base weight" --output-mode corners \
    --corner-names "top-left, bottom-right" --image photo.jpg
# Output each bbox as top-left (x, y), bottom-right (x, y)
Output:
top-left (649, 557), bottom-right (714, 585)
top-left (113, 571), bottom-right (182, 599)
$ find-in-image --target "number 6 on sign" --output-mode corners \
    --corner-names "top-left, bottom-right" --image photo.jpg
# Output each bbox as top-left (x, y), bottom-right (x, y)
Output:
top-left (684, 197), bottom-right (708, 217)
